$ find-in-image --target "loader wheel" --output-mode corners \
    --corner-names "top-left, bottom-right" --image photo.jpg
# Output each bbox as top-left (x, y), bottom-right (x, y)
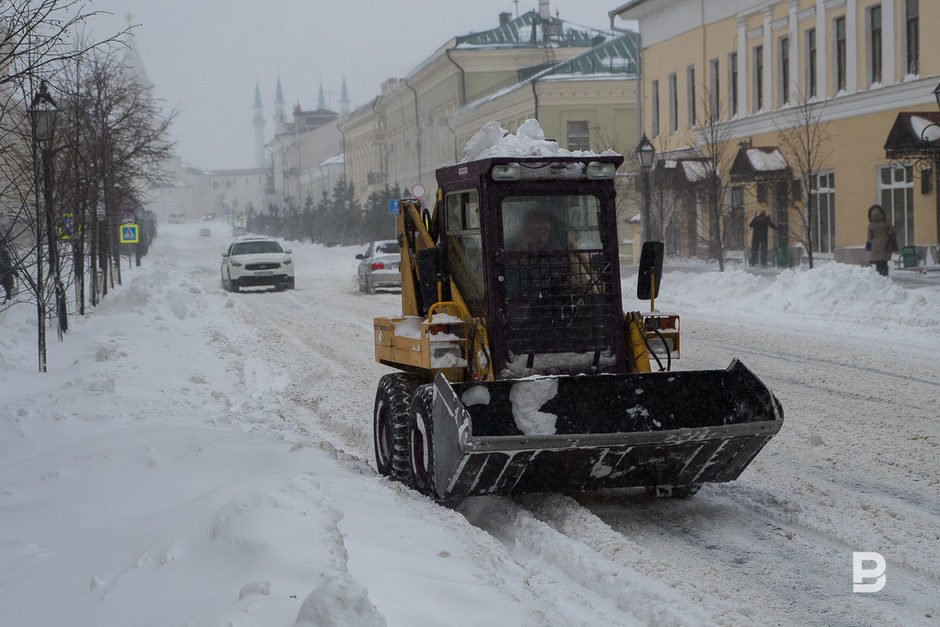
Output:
top-left (408, 384), bottom-right (436, 497)
top-left (645, 484), bottom-right (702, 499)
top-left (373, 374), bottom-right (418, 480)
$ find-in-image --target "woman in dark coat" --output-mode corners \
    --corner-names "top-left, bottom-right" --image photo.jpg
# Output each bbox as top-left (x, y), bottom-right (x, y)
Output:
top-left (867, 204), bottom-right (894, 277)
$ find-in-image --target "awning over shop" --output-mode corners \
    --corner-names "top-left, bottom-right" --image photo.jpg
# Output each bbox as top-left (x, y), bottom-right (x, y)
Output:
top-left (653, 157), bottom-right (714, 186)
top-left (883, 111), bottom-right (940, 161)
top-left (729, 146), bottom-right (791, 182)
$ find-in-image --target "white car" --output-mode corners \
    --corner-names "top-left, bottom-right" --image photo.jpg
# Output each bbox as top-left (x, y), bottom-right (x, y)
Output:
top-left (221, 236), bottom-right (294, 292)
top-left (356, 240), bottom-right (401, 293)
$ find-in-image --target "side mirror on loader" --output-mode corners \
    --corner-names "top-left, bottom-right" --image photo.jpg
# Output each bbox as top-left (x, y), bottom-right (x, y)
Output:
top-left (636, 241), bottom-right (664, 300)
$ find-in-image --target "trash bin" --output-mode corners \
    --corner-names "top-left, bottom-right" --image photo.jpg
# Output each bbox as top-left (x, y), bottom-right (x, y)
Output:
top-left (900, 245), bottom-right (919, 268)
top-left (774, 247), bottom-right (789, 267)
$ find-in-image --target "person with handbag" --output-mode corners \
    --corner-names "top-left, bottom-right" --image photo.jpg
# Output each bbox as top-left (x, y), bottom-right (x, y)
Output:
top-left (866, 204), bottom-right (897, 277)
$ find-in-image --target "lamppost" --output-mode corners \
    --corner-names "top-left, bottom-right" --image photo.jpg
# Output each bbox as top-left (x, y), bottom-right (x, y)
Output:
top-left (634, 133), bottom-right (655, 243)
top-left (28, 81), bottom-right (60, 371)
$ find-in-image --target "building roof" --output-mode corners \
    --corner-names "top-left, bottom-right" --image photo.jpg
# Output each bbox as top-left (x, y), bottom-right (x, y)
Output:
top-left (455, 10), bottom-right (603, 48)
top-left (730, 146), bottom-right (791, 181)
top-left (884, 112), bottom-right (940, 160)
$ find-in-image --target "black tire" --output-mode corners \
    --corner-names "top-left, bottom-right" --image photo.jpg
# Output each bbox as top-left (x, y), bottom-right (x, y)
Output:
top-left (373, 374), bottom-right (418, 480)
top-left (645, 484), bottom-right (702, 499)
top-left (221, 271), bottom-right (229, 291)
top-left (358, 275), bottom-right (367, 293)
top-left (408, 384), bottom-right (436, 497)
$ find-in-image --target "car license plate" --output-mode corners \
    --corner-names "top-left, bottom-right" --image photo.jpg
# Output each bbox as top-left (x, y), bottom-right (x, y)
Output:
top-left (255, 270), bottom-right (274, 276)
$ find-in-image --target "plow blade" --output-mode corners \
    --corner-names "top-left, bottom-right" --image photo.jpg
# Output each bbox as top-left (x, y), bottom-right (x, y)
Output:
top-left (429, 359), bottom-right (783, 501)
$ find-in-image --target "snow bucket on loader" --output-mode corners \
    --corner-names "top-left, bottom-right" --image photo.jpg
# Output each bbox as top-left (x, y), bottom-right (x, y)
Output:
top-left (421, 359), bottom-right (783, 502)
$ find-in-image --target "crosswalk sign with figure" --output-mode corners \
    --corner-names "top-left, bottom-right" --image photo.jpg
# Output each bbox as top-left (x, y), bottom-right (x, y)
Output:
top-left (120, 223), bottom-right (139, 244)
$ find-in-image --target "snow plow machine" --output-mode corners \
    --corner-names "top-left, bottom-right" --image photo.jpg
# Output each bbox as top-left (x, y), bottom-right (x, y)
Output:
top-left (371, 154), bottom-right (783, 505)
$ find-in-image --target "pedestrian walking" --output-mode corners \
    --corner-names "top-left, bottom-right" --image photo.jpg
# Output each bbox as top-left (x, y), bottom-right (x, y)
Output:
top-left (0, 240), bottom-right (15, 303)
top-left (749, 210), bottom-right (778, 267)
top-left (866, 204), bottom-right (897, 277)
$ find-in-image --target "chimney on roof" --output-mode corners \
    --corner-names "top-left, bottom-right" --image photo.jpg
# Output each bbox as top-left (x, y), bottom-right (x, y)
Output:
top-left (499, 11), bottom-right (511, 26)
top-left (539, 0), bottom-right (550, 20)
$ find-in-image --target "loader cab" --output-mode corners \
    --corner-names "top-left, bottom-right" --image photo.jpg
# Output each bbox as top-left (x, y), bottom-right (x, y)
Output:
top-left (436, 155), bottom-right (627, 378)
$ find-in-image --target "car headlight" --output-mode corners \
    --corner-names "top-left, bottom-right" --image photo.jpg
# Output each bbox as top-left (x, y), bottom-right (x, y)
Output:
top-left (231, 260), bottom-right (242, 267)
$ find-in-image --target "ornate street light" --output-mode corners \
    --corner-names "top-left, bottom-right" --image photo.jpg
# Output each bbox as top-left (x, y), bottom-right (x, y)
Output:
top-left (27, 82), bottom-right (64, 369)
top-left (634, 133), bottom-right (655, 242)
top-left (29, 81), bottom-right (58, 144)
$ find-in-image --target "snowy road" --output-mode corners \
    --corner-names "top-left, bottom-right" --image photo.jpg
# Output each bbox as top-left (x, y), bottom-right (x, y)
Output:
top-left (186, 228), bottom-right (938, 625)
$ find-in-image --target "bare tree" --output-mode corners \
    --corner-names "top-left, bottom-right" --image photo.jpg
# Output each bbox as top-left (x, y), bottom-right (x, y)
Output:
top-left (60, 48), bottom-right (175, 302)
top-left (689, 90), bottom-right (738, 271)
top-left (776, 92), bottom-right (832, 269)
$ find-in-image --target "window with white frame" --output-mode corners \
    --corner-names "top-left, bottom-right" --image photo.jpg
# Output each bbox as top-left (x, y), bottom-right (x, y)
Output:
top-left (868, 5), bottom-right (882, 86)
top-left (834, 16), bottom-right (846, 93)
top-left (753, 45), bottom-right (763, 112)
top-left (687, 65), bottom-right (696, 127)
top-left (806, 28), bottom-right (817, 98)
top-left (669, 73), bottom-right (678, 132)
top-left (779, 36), bottom-right (790, 106)
top-left (810, 172), bottom-right (836, 253)
top-left (905, 0), bottom-right (919, 76)
top-left (651, 80), bottom-right (660, 136)
top-left (728, 52), bottom-right (738, 116)
top-left (878, 165), bottom-right (914, 247)
top-left (709, 58), bottom-right (720, 121)
top-left (566, 121), bottom-right (590, 151)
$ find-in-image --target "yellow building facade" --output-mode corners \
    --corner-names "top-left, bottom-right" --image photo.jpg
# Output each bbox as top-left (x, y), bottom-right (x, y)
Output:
top-left (614, 0), bottom-right (939, 263)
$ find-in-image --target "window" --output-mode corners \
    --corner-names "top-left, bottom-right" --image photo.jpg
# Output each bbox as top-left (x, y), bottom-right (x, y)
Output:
top-left (878, 165), bottom-right (914, 247)
top-left (651, 80), bottom-right (660, 136)
top-left (835, 16), bottom-right (846, 92)
top-left (566, 121), bottom-right (590, 151)
top-left (811, 172), bottom-right (836, 253)
top-left (806, 28), bottom-right (817, 98)
top-left (445, 190), bottom-right (484, 310)
top-left (905, 0), bottom-right (919, 75)
top-left (779, 36), bottom-right (790, 106)
top-left (709, 58), bottom-right (720, 121)
top-left (728, 52), bottom-right (738, 116)
top-left (869, 5), bottom-right (882, 85)
top-left (687, 65), bottom-right (696, 127)
top-left (753, 46), bottom-right (763, 112)
top-left (668, 73), bottom-right (678, 132)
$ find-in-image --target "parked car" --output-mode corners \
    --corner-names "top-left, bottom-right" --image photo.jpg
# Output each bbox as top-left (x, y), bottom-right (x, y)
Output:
top-left (199, 227), bottom-right (212, 237)
top-left (221, 236), bottom-right (294, 292)
top-left (168, 212), bottom-right (186, 224)
top-left (356, 240), bottom-right (401, 293)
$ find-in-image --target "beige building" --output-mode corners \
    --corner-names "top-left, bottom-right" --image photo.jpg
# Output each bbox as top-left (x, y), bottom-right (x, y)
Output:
top-left (613, 0), bottom-right (939, 264)
top-left (341, 8), bottom-right (615, 205)
top-left (148, 157), bottom-right (269, 222)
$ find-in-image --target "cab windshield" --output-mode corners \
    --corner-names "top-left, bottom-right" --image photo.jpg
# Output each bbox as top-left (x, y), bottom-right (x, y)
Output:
top-left (501, 194), bottom-right (602, 252)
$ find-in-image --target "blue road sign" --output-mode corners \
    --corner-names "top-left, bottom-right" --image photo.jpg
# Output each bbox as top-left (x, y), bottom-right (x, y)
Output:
top-left (388, 199), bottom-right (400, 215)
top-left (120, 224), bottom-right (140, 244)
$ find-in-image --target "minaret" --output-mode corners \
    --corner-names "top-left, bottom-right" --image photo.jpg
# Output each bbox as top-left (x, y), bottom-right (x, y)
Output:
top-left (252, 83), bottom-right (265, 168)
top-left (274, 76), bottom-right (286, 132)
top-left (340, 76), bottom-right (350, 116)
top-left (317, 81), bottom-right (326, 109)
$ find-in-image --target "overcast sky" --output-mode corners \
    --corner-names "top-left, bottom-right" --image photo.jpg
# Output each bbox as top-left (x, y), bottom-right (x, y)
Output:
top-left (86, 1), bottom-right (627, 171)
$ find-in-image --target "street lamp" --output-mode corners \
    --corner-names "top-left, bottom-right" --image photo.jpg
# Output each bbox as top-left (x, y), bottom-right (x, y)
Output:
top-left (28, 82), bottom-right (63, 370)
top-left (634, 133), bottom-right (655, 243)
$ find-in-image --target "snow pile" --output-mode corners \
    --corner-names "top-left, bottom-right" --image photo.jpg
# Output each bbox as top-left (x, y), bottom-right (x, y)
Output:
top-left (462, 118), bottom-right (619, 161)
top-left (509, 378), bottom-right (559, 435)
top-left (638, 262), bottom-right (940, 331)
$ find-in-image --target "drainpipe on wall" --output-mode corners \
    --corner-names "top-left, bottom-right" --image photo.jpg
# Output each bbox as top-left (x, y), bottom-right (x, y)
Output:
top-left (403, 79), bottom-right (422, 185)
top-left (530, 75), bottom-right (540, 121)
top-left (445, 48), bottom-right (466, 106)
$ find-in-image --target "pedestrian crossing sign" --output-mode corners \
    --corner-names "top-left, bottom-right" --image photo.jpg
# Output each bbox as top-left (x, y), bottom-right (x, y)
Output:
top-left (120, 223), bottom-right (139, 244)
